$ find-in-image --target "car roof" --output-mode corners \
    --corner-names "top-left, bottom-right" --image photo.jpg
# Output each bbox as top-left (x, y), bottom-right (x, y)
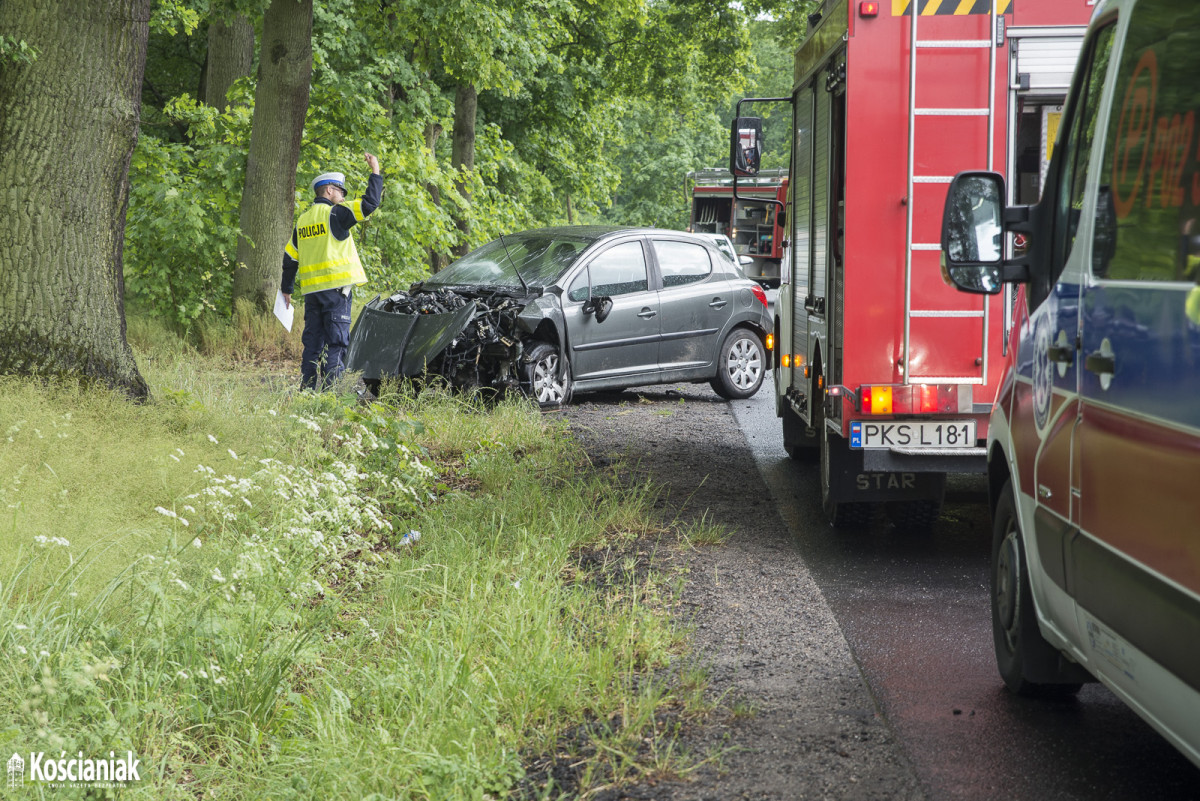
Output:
top-left (510, 226), bottom-right (720, 247)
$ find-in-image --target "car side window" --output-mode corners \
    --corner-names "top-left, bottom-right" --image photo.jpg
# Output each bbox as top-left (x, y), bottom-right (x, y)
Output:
top-left (567, 271), bottom-right (590, 302)
top-left (583, 241), bottom-right (649, 298)
top-left (652, 240), bottom-right (713, 287)
top-left (1095, 0), bottom-right (1200, 282)
top-left (1048, 21), bottom-right (1117, 285)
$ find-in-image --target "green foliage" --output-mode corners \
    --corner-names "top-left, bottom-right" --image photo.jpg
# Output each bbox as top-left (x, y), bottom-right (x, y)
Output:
top-left (126, 0), bottom-right (802, 316)
top-left (125, 96), bottom-right (250, 330)
top-left (0, 35), bottom-right (38, 65)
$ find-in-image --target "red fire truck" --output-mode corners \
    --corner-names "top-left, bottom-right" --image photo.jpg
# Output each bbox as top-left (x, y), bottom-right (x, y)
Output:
top-left (687, 168), bottom-right (788, 286)
top-left (731, 0), bottom-right (1095, 529)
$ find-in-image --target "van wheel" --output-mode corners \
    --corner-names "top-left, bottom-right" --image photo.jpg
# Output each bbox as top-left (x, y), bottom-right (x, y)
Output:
top-left (992, 479), bottom-right (1084, 697)
top-left (523, 342), bottom-right (573, 409)
top-left (710, 329), bottom-right (765, 400)
top-left (819, 427), bottom-right (872, 528)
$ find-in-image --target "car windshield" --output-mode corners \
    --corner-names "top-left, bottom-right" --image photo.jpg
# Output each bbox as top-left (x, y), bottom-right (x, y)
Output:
top-left (424, 233), bottom-right (593, 289)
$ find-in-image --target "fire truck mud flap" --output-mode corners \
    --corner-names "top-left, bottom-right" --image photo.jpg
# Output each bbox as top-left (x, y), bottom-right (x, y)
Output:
top-left (824, 440), bottom-right (947, 504)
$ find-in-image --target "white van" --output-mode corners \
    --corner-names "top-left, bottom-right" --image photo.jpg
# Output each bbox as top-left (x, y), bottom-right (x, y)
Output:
top-left (941, 0), bottom-right (1200, 769)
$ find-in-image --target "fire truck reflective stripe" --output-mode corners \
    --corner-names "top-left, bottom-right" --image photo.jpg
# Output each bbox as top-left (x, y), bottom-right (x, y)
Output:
top-left (912, 176), bottom-right (954, 184)
top-left (892, 0), bottom-right (1011, 14)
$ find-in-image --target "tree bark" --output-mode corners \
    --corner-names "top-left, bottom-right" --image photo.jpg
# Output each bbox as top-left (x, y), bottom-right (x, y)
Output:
top-left (205, 14), bottom-right (255, 111)
top-left (424, 122), bottom-right (447, 275)
top-left (0, 0), bottom-right (150, 398)
top-left (451, 82), bottom-right (477, 258)
top-left (233, 0), bottom-right (312, 312)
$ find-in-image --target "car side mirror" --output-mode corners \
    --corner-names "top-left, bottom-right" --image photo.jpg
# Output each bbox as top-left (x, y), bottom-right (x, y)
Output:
top-left (739, 255), bottom-right (754, 266)
top-left (730, 117), bottom-right (763, 177)
top-left (940, 172), bottom-right (1006, 295)
top-left (583, 295), bottom-right (613, 323)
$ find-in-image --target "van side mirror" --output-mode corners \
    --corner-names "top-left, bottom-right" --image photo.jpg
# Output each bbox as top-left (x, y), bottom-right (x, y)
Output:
top-left (941, 172), bottom-right (1006, 294)
top-left (730, 117), bottom-right (763, 177)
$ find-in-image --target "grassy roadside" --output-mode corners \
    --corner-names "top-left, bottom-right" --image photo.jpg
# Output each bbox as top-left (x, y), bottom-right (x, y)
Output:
top-left (0, 316), bottom-right (701, 800)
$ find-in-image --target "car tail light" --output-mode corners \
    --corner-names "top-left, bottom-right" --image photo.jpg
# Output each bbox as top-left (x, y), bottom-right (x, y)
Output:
top-left (858, 384), bottom-right (973, 414)
top-left (750, 285), bottom-right (769, 308)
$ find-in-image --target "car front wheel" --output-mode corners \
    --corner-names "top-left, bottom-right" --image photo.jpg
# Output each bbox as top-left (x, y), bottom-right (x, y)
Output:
top-left (523, 342), bottom-right (573, 409)
top-left (710, 328), bottom-right (765, 400)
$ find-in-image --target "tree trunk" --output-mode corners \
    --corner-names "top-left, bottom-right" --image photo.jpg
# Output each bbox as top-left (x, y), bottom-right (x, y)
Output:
top-left (233, 0), bottom-right (312, 312)
top-left (451, 82), bottom-right (476, 258)
top-left (205, 14), bottom-right (255, 110)
top-left (424, 122), bottom-right (448, 275)
top-left (0, 0), bottom-right (150, 399)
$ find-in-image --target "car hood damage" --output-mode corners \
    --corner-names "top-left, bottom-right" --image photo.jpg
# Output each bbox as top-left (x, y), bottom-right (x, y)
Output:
top-left (346, 287), bottom-right (557, 395)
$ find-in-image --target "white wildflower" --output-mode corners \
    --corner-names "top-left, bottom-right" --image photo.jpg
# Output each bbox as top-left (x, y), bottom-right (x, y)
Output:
top-left (184, 505), bottom-right (196, 514)
top-left (13, 623), bottom-right (28, 630)
top-left (177, 670), bottom-right (189, 680)
top-left (228, 449), bottom-right (238, 460)
top-left (207, 434), bottom-right (219, 444)
top-left (154, 506), bottom-right (178, 519)
top-left (169, 454), bottom-right (180, 462)
top-left (211, 568), bottom-right (225, 583)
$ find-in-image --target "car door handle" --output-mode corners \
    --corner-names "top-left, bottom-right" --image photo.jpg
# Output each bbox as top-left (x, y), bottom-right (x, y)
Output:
top-left (1084, 352), bottom-right (1115, 375)
top-left (1047, 345), bottom-right (1073, 365)
top-left (708, 298), bottom-right (728, 309)
top-left (637, 308), bottom-right (657, 319)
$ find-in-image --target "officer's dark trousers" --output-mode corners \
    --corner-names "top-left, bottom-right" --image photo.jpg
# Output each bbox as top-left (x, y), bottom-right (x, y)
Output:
top-left (300, 288), bottom-right (352, 390)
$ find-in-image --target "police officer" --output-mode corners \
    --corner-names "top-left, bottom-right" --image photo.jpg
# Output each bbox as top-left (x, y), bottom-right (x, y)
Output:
top-left (282, 152), bottom-right (382, 390)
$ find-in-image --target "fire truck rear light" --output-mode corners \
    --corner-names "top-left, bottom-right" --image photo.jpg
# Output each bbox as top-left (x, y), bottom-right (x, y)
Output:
top-left (781, 353), bottom-right (791, 367)
top-left (860, 1), bottom-right (879, 16)
top-left (862, 385), bottom-right (893, 415)
top-left (751, 285), bottom-right (769, 308)
top-left (765, 333), bottom-right (774, 351)
top-left (858, 384), bottom-right (974, 414)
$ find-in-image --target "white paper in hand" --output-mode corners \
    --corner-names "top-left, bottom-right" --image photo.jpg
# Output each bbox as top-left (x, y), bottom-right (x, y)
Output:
top-left (274, 290), bottom-right (294, 332)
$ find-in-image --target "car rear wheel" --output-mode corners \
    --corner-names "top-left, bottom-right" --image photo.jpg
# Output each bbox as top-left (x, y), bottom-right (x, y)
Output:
top-left (523, 342), bottom-right (573, 409)
top-left (710, 329), bottom-right (765, 400)
top-left (992, 479), bottom-right (1085, 697)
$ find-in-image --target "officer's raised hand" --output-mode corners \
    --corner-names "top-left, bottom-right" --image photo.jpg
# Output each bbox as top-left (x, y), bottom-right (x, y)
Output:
top-left (365, 152), bottom-right (380, 174)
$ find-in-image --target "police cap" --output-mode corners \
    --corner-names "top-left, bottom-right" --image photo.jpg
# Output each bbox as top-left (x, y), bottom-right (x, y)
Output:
top-left (311, 172), bottom-right (347, 194)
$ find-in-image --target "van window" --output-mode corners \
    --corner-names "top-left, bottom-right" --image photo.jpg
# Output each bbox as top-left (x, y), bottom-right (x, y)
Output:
top-left (1095, 2), bottom-right (1200, 282)
top-left (1048, 21), bottom-right (1117, 289)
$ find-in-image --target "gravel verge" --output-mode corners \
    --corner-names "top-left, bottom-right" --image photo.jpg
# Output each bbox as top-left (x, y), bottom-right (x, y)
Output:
top-left (555, 384), bottom-right (925, 801)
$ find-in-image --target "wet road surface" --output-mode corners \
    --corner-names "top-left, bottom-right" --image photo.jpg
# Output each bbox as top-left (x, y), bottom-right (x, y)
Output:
top-left (730, 390), bottom-right (1199, 801)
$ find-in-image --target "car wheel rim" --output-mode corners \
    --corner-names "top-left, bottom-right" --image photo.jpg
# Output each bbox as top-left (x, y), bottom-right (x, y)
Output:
top-left (726, 337), bottom-right (762, 389)
top-left (996, 526), bottom-right (1020, 653)
top-left (532, 353), bottom-right (564, 403)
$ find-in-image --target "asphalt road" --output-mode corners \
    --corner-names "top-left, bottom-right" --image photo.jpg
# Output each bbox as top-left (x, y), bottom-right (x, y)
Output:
top-left (729, 388), bottom-right (1199, 801)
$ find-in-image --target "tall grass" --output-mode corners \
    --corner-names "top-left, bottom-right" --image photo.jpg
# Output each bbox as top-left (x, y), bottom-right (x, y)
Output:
top-left (0, 316), bottom-right (693, 799)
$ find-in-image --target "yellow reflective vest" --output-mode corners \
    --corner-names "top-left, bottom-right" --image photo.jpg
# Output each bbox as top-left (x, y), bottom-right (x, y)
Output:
top-left (288, 201), bottom-right (367, 295)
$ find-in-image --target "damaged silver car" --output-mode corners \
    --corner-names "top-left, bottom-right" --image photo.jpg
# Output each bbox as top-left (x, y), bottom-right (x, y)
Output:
top-left (346, 226), bottom-right (773, 408)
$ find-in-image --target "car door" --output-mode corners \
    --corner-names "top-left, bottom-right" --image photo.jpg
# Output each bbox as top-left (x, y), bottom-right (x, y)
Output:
top-left (651, 238), bottom-right (730, 374)
top-left (562, 238), bottom-right (660, 382)
top-left (1071, 0), bottom-right (1200, 733)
